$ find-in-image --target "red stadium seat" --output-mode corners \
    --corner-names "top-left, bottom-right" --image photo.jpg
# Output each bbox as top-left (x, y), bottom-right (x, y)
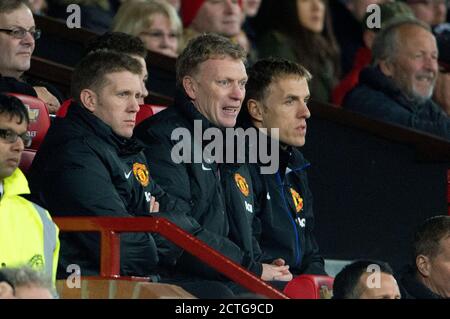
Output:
top-left (56, 100), bottom-right (164, 127)
top-left (135, 104), bottom-right (154, 126)
top-left (149, 105), bottom-right (166, 115)
top-left (283, 274), bottom-right (334, 299)
top-left (55, 98), bottom-right (72, 118)
top-left (19, 149), bottom-right (36, 174)
top-left (8, 93), bottom-right (50, 150)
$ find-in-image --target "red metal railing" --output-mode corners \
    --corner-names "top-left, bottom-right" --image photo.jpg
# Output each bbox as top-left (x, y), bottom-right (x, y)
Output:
top-left (53, 216), bottom-right (288, 299)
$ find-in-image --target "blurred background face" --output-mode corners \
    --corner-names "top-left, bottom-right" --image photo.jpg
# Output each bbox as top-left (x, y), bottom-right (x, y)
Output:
top-left (405, 0), bottom-right (448, 26)
top-left (192, 0), bottom-right (242, 37)
top-left (296, 0), bottom-right (326, 33)
top-left (242, 0), bottom-right (261, 17)
top-left (139, 13), bottom-right (179, 57)
top-left (0, 5), bottom-right (35, 78)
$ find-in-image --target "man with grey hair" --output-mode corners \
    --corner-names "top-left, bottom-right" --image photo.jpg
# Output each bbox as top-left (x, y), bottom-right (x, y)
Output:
top-left (343, 18), bottom-right (450, 141)
top-left (0, 266), bottom-right (54, 299)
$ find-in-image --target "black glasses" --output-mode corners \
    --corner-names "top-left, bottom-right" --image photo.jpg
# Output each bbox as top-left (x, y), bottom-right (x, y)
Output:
top-left (0, 27), bottom-right (41, 40)
top-left (0, 129), bottom-right (32, 147)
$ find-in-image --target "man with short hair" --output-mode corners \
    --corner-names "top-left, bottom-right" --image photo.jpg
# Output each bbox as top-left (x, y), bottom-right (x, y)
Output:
top-left (333, 260), bottom-right (401, 299)
top-left (0, 93), bottom-right (59, 285)
top-left (135, 34), bottom-right (292, 289)
top-left (28, 51), bottom-right (165, 278)
top-left (398, 215), bottom-right (450, 299)
top-left (237, 58), bottom-right (326, 276)
top-left (0, 266), bottom-right (54, 299)
top-left (180, 0), bottom-right (243, 50)
top-left (343, 18), bottom-right (450, 141)
top-left (56, 32), bottom-right (150, 117)
top-left (0, 0), bottom-right (61, 113)
top-left (84, 32), bottom-right (149, 104)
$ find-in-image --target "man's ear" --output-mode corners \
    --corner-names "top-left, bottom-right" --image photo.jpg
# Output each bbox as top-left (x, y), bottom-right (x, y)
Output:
top-left (247, 99), bottom-right (264, 125)
top-left (183, 76), bottom-right (197, 100)
top-left (80, 89), bottom-right (97, 113)
top-left (416, 254), bottom-right (431, 277)
top-left (379, 59), bottom-right (394, 77)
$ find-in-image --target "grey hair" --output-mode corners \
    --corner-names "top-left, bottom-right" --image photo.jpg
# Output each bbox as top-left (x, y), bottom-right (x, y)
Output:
top-left (0, 266), bottom-right (53, 292)
top-left (372, 18), bottom-right (432, 65)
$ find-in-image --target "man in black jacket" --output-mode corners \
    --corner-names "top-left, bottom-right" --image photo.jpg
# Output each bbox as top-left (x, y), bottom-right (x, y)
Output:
top-left (135, 34), bottom-right (292, 289)
top-left (237, 58), bottom-right (327, 276)
top-left (343, 18), bottom-right (450, 141)
top-left (397, 215), bottom-right (450, 299)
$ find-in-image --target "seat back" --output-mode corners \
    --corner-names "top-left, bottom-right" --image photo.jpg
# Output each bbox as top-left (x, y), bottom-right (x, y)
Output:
top-left (283, 275), bottom-right (334, 299)
top-left (150, 105), bottom-right (167, 115)
top-left (19, 149), bottom-right (37, 174)
top-left (135, 104), bottom-right (154, 126)
top-left (8, 93), bottom-right (50, 150)
top-left (56, 278), bottom-right (196, 299)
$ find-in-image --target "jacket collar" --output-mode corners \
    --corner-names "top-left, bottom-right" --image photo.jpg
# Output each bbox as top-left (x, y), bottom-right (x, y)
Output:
top-left (174, 88), bottom-right (218, 131)
top-left (2, 168), bottom-right (29, 197)
top-left (67, 101), bottom-right (145, 155)
top-left (359, 66), bottom-right (432, 112)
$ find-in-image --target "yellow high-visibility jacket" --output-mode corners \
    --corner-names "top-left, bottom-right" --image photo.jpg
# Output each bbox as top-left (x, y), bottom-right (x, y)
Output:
top-left (0, 168), bottom-right (59, 283)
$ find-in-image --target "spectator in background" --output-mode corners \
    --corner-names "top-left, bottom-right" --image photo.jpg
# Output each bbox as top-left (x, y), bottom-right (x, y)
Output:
top-left (0, 0), bottom-right (61, 114)
top-left (112, 0), bottom-right (182, 58)
top-left (0, 94), bottom-right (59, 285)
top-left (333, 260), bottom-right (401, 299)
top-left (237, 58), bottom-right (327, 277)
top-left (257, 0), bottom-right (340, 103)
top-left (239, 0), bottom-right (262, 65)
top-left (343, 19), bottom-right (450, 141)
top-left (332, 1), bottom-right (414, 106)
top-left (329, 0), bottom-right (389, 75)
top-left (0, 266), bottom-right (54, 299)
top-left (397, 216), bottom-right (450, 299)
top-left (401, 0), bottom-right (448, 27)
top-left (433, 27), bottom-right (450, 115)
top-left (179, 0), bottom-right (243, 50)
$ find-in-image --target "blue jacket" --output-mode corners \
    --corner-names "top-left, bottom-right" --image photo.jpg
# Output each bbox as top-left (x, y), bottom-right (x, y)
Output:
top-left (343, 66), bottom-right (450, 141)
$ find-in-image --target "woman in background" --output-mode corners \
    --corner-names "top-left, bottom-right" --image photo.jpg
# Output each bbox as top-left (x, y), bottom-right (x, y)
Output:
top-left (113, 0), bottom-right (182, 58)
top-left (257, 0), bottom-right (340, 102)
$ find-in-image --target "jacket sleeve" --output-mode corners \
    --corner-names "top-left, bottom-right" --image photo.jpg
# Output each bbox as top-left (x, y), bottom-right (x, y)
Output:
top-left (139, 128), bottom-right (263, 279)
top-left (297, 172), bottom-right (327, 276)
top-left (345, 87), bottom-right (450, 141)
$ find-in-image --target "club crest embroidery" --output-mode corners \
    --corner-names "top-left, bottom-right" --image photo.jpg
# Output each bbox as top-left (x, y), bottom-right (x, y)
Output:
top-left (290, 188), bottom-right (303, 213)
top-left (133, 163), bottom-right (150, 187)
top-left (234, 173), bottom-right (249, 197)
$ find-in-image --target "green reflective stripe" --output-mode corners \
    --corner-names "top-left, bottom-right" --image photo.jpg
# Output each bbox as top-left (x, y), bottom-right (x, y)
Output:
top-left (31, 203), bottom-right (56, 279)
